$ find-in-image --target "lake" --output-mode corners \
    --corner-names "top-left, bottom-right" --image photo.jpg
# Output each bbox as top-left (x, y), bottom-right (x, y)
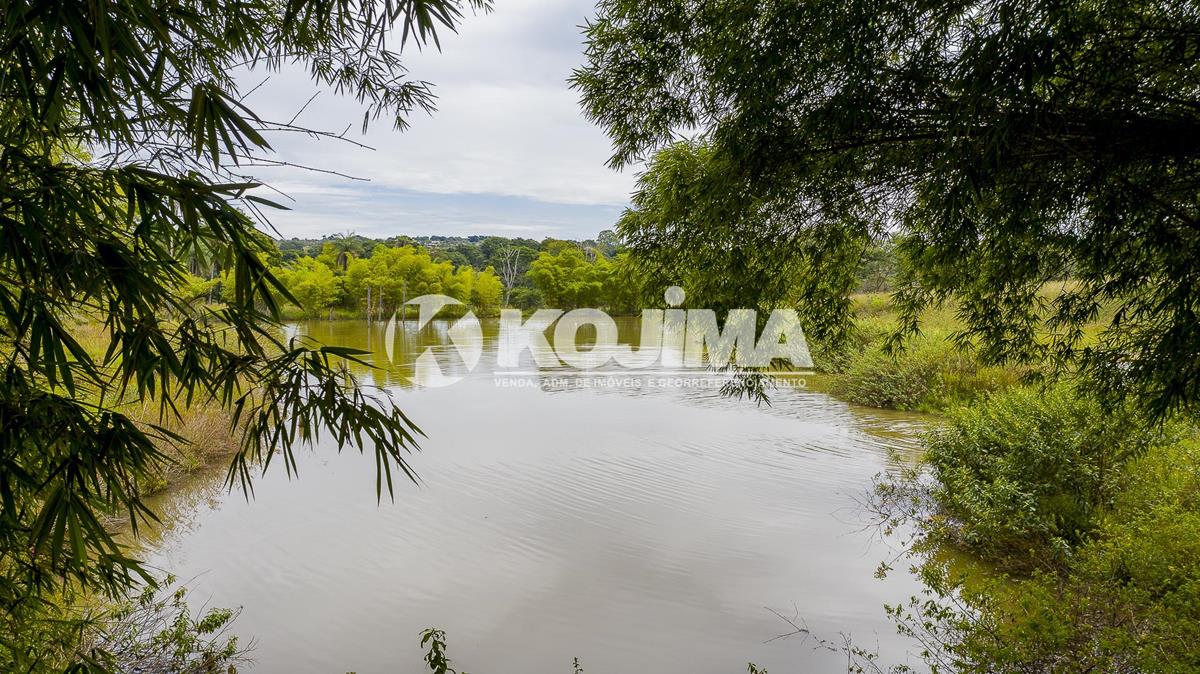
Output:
top-left (136, 317), bottom-right (927, 673)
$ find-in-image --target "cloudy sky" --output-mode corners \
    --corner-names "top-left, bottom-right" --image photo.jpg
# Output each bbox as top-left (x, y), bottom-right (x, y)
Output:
top-left (239, 0), bottom-right (635, 241)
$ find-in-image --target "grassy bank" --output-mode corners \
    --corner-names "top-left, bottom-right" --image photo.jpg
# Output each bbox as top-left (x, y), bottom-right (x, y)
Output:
top-left (813, 293), bottom-right (1029, 413)
top-left (69, 322), bottom-right (242, 501)
top-left (814, 287), bottom-right (1120, 414)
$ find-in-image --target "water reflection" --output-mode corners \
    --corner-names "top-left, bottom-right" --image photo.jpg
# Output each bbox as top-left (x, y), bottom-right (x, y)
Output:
top-left (302, 317), bottom-right (816, 392)
top-left (136, 318), bottom-right (926, 674)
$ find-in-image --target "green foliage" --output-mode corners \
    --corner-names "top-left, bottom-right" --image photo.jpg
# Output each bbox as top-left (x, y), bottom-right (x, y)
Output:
top-left (420, 629), bottom-right (465, 674)
top-left (855, 241), bottom-right (898, 294)
top-left (601, 141), bottom-right (861, 347)
top-left (508, 286), bottom-right (544, 311)
top-left (520, 245), bottom-right (649, 312)
top-left (923, 386), bottom-right (1167, 569)
top-left (2, 577), bottom-right (249, 674)
top-left (0, 0), bottom-right (483, 668)
top-left (275, 257), bottom-right (343, 318)
top-left (471, 267), bottom-right (504, 314)
top-left (833, 345), bottom-right (944, 411)
top-left (603, 252), bottom-right (651, 315)
top-left (573, 0), bottom-right (1200, 418)
top-left (337, 243), bottom-right (492, 316)
top-left (527, 246), bottom-right (610, 309)
top-left (833, 339), bottom-right (1024, 412)
top-left (889, 433), bottom-right (1200, 674)
top-left (272, 236), bottom-right (634, 317)
top-left (90, 578), bottom-right (248, 673)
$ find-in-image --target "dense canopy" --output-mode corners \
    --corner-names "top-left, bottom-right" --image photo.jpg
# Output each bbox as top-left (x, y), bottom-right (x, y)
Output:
top-left (572, 0), bottom-right (1200, 416)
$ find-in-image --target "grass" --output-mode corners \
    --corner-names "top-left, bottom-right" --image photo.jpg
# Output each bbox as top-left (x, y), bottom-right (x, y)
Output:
top-left (820, 293), bottom-right (1031, 413)
top-left (69, 321), bottom-right (242, 500)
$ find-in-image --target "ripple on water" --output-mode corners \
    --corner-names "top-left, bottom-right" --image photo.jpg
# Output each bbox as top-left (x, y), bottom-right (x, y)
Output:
top-left (132, 321), bottom-right (929, 674)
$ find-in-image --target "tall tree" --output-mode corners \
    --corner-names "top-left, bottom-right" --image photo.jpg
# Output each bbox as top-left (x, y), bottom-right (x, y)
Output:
top-left (496, 244), bottom-right (529, 306)
top-left (0, 0), bottom-right (486, 665)
top-left (527, 246), bottom-right (611, 309)
top-left (573, 0), bottom-right (1200, 416)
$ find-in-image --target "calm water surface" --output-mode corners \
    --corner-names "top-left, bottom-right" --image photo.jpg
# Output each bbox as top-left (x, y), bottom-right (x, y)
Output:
top-left (138, 318), bottom-right (927, 673)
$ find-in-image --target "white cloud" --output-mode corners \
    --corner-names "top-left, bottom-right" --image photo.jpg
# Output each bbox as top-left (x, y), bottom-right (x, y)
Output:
top-left (233, 0), bottom-right (634, 238)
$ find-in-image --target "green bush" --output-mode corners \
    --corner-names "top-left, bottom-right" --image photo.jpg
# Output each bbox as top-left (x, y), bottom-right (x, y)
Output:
top-left (830, 337), bottom-right (1022, 412)
top-left (831, 343), bottom-right (938, 408)
top-left (895, 434), bottom-right (1200, 674)
top-left (923, 386), bottom-right (1166, 568)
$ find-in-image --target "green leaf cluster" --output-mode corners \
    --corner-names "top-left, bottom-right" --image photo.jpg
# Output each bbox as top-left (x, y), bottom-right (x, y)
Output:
top-left (574, 0), bottom-right (1200, 416)
top-left (1, 0), bottom-right (487, 668)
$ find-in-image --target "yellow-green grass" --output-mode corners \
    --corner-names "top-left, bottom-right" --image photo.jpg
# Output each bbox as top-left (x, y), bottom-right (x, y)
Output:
top-left (68, 321), bottom-right (241, 499)
top-left (826, 288), bottom-right (1112, 414)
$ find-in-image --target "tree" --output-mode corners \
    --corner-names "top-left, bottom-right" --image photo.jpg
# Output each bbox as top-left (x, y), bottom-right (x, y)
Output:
top-left (0, 0), bottom-right (485, 667)
top-left (595, 229), bottom-right (620, 257)
top-left (277, 258), bottom-right (342, 318)
top-left (527, 247), bottom-right (611, 309)
top-left (604, 252), bottom-right (649, 315)
top-left (573, 0), bottom-right (1200, 417)
top-left (496, 244), bottom-right (532, 306)
top-left (472, 267), bottom-right (504, 313)
top-left (856, 239), bottom-right (899, 294)
top-left (445, 265), bottom-right (476, 304)
top-left (317, 239), bottom-right (354, 273)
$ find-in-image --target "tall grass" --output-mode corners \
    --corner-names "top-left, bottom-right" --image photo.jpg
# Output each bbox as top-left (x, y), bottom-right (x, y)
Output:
top-left (825, 294), bottom-right (1029, 412)
top-left (70, 321), bottom-right (240, 498)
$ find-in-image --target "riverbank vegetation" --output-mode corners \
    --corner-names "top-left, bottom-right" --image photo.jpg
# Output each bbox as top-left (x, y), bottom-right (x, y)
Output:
top-left (871, 387), bottom-right (1200, 673)
top-left (814, 294), bottom-right (1200, 673)
top-left (818, 295), bottom-right (1028, 414)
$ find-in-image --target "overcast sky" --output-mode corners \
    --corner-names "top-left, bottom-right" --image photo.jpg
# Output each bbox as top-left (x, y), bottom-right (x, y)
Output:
top-left (240, 0), bottom-right (634, 242)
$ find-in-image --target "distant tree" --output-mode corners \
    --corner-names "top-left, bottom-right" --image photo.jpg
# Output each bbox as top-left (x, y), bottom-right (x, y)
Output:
top-left (345, 245), bottom-right (457, 316)
top-left (317, 241), bottom-right (356, 274)
top-left (431, 247), bottom-right (473, 269)
top-left (472, 267), bottom-right (505, 313)
top-left (318, 233), bottom-right (359, 272)
top-left (445, 265), bottom-right (476, 303)
top-left (277, 258), bottom-right (343, 318)
top-left (540, 238), bottom-right (580, 255)
top-left (856, 240), bottom-right (898, 294)
top-left (496, 244), bottom-right (533, 305)
top-left (528, 247), bottom-right (610, 309)
top-left (508, 287), bottom-right (544, 311)
top-left (387, 235), bottom-right (420, 249)
top-left (595, 229), bottom-right (620, 257)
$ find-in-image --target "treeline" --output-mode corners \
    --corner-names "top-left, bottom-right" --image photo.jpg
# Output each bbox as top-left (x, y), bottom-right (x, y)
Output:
top-left (180, 231), bottom-right (903, 319)
top-left (183, 231), bottom-right (654, 318)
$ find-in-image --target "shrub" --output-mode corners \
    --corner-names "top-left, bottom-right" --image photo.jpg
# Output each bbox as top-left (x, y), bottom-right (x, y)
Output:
top-left (832, 343), bottom-right (939, 409)
top-left (923, 385), bottom-right (1167, 568)
top-left (1, 579), bottom-right (248, 674)
top-left (831, 337), bottom-right (1022, 411)
top-left (891, 434), bottom-right (1200, 674)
